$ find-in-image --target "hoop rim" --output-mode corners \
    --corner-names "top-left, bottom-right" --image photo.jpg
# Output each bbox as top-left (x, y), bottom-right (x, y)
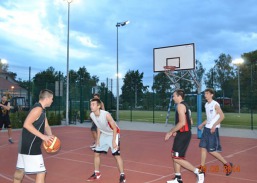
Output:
top-left (163, 66), bottom-right (176, 71)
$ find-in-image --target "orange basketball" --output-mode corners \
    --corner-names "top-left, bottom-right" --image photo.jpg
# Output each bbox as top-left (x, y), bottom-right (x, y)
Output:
top-left (43, 136), bottom-right (61, 153)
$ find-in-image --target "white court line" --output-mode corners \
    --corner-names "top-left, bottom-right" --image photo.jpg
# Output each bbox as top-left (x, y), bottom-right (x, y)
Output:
top-left (145, 145), bottom-right (257, 183)
top-left (0, 173), bottom-right (13, 181)
top-left (54, 156), bottom-right (162, 177)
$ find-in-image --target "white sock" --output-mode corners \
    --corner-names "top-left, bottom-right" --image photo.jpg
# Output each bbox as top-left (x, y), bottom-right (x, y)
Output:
top-left (194, 168), bottom-right (200, 174)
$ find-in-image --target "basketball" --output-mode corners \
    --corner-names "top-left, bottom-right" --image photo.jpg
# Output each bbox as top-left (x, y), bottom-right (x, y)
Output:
top-left (43, 136), bottom-right (61, 153)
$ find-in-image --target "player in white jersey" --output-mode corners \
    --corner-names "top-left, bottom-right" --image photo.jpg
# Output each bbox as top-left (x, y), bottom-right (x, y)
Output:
top-left (87, 98), bottom-right (126, 183)
top-left (198, 88), bottom-right (233, 176)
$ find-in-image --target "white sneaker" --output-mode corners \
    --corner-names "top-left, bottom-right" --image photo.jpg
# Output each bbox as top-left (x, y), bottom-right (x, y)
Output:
top-left (90, 144), bottom-right (96, 148)
top-left (167, 177), bottom-right (183, 183)
top-left (196, 172), bottom-right (204, 183)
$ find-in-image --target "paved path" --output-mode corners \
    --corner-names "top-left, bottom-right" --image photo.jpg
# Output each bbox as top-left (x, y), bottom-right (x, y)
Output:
top-left (65, 120), bottom-right (257, 139)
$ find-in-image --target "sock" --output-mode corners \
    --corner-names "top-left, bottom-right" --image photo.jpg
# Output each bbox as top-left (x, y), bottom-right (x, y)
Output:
top-left (120, 173), bottom-right (124, 175)
top-left (194, 168), bottom-right (200, 174)
top-left (94, 170), bottom-right (100, 173)
top-left (175, 173), bottom-right (182, 179)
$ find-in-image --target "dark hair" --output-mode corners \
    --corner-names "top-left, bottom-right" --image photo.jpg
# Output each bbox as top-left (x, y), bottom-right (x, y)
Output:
top-left (90, 98), bottom-right (101, 106)
top-left (93, 93), bottom-right (100, 98)
top-left (174, 89), bottom-right (185, 99)
top-left (204, 88), bottom-right (215, 95)
top-left (39, 89), bottom-right (53, 99)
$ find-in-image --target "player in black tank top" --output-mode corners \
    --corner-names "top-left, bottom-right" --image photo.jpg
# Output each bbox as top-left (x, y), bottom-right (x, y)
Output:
top-left (165, 89), bottom-right (204, 183)
top-left (13, 89), bottom-right (55, 183)
top-left (0, 95), bottom-right (14, 143)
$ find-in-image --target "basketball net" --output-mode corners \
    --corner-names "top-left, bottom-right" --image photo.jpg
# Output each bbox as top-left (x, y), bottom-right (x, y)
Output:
top-left (163, 66), bottom-right (200, 89)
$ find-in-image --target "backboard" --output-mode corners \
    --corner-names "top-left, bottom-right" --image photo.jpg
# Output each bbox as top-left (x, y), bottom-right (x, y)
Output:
top-left (153, 43), bottom-right (195, 72)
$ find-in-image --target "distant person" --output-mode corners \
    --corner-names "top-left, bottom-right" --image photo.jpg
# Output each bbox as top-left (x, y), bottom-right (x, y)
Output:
top-left (0, 95), bottom-right (14, 144)
top-left (13, 89), bottom-right (55, 183)
top-left (198, 88), bottom-right (233, 176)
top-left (87, 98), bottom-right (126, 183)
top-left (90, 93), bottom-right (105, 150)
top-left (165, 89), bottom-right (204, 183)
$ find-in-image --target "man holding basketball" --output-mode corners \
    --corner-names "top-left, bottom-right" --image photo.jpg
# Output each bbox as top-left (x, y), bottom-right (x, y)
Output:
top-left (198, 88), bottom-right (233, 176)
top-left (87, 98), bottom-right (126, 183)
top-left (13, 89), bottom-right (54, 183)
top-left (165, 89), bottom-right (204, 183)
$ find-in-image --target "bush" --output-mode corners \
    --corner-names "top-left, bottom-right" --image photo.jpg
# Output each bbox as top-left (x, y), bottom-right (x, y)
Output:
top-left (47, 112), bottom-right (62, 126)
top-left (9, 111), bottom-right (28, 129)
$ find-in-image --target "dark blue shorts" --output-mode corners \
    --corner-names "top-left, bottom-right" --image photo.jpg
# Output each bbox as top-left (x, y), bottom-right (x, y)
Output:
top-left (199, 127), bottom-right (222, 152)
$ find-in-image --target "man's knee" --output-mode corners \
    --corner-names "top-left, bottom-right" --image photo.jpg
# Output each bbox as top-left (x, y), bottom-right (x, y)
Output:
top-left (14, 169), bottom-right (24, 181)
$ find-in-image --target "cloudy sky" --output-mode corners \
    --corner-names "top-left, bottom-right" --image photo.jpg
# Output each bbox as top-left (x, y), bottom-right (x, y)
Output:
top-left (1, 0), bottom-right (257, 92)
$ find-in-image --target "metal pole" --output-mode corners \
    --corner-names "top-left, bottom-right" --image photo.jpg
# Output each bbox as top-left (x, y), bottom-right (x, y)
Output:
top-left (251, 63), bottom-right (253, 130)
top-left (116, 25), bottom-right (119, 122)
top-left (66, 2), bottom-right (71, 125)
top-left (238, 66), bottom-right (241, 114)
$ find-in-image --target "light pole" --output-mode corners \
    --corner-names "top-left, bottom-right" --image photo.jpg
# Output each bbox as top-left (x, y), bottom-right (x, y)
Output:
top-left (116, 21), bottom-right (129, 122)
top-left (232, 58), bottom-right (244, 114)
top-left (65, 0), bottom-right (73, 125)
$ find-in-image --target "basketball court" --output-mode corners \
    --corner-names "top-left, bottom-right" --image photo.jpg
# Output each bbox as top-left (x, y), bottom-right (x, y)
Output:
top-left (0, 124), bottom-right (257, 183)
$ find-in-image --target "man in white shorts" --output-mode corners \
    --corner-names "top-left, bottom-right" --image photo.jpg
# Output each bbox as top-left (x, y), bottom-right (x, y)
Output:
top-left (13, 89), bottom-right (54, 183)
top-left (87, 98), bottom-right (126, 183)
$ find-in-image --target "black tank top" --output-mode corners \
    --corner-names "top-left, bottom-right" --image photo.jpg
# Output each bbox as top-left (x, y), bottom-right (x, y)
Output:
top-left (0, 101), bottom-right (9, 117)
top-left (19, 103), bottom-right (46, 155)
top-left (175, 101), bottom-right (191, 132)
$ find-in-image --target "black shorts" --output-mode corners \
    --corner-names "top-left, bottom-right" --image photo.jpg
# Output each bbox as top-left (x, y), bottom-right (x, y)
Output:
top-left (0, 116), bottom-right (11, 129)
top-left (91, 122), bottom-right (97, 131)
top-left (172, 131), bottom-right (191, 159)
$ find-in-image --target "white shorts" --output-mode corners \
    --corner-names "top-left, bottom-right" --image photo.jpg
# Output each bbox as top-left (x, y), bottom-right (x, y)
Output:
top-left (16, 153), bottom-right (46, 174)
top-left (95, 133), bottom-right (120, 155)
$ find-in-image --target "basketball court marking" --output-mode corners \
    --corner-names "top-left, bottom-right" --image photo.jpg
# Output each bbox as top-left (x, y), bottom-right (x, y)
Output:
top-left (0, 173), bottom-right (13, 181)
top-left (53, 156), bottom-right (162, 177)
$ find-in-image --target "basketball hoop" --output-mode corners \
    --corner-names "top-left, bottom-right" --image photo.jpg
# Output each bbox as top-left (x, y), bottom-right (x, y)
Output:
top-left (163, 66), bottom-right (176, 79)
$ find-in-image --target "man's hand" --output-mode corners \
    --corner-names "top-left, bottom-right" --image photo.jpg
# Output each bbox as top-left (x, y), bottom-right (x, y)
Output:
top-left (165, 132), bottom-right (174, 141)
top-left (211, 126), bottom-right (216, 133)
top-left (198, 123), bottom-right (204, 130)
top-left (112, 141), bottom-right (118, 150)
top-left (42, 135), bottom-right (54, 143)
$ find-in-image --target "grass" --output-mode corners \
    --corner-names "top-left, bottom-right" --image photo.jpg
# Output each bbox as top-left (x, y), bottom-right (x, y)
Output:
top-left (119, 110), bottom-right (257, 129)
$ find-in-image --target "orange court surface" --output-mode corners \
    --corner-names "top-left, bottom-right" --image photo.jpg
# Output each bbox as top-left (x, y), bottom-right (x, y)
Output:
top-left (0, 125), bottom-right (257, 183)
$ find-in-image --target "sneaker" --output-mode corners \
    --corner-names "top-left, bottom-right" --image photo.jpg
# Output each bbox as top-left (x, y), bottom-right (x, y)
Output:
top-left (196, 172), bottom-right (204, 183)
top-left (224, 162), bottom-right (233, 176)
top-left (91, 147), bottom-right (96, 151)
top-left (167, 177), bottom-right (183, 183)
top-left (119, 174), bottom-right (126, 183)
top-left (87, 172), bottom-right (101, 181)
top-left (198, 165), bottom-right (206, 174)
top-left (8, 139), bottom-right (14, 144)
top-left (90, 143), bottom-right (96, 148)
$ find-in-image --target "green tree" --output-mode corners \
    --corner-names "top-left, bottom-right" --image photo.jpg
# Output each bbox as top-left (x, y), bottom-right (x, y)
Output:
top-left (152, 72), bottom-right (171, 108)
top-left (32, 67), bottom-right (61, 104)
top-left (121, 70), bottom-right (147, 109)
top-left (204, 53), bottom-right (235, 102)
top-left (241, 50), bottom-right (257, 110)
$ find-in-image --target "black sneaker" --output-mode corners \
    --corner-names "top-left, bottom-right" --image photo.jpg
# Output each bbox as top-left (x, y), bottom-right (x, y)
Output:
top-left (224, 162), bottom-right (233, 176)
top-left (87, 172), bottom-right (101, 181)
top-left (8, 139), bottom-right (14, 144)
top-left (167, 177), bottom-right (183, 183)
top-left (119, 174), bottom-right (126, 183)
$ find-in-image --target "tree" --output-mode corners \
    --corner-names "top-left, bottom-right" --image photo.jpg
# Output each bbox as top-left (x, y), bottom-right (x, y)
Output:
top-left (121, 70), bottom-right (148, 109)
top-left (152, 72), bottom-right (171, 108)
top-left (204, 53), bottom-right (235, 100)
top-left (241, 50), bottom-right (257, 110)
top-left (33, 67), bottom-right (61, 103)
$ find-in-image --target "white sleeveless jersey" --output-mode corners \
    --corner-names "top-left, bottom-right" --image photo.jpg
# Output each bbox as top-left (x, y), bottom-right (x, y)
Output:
top-left (205, 100), bottom-right (221, 129)
top-left (90, 110), bottom-right (115, 136)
